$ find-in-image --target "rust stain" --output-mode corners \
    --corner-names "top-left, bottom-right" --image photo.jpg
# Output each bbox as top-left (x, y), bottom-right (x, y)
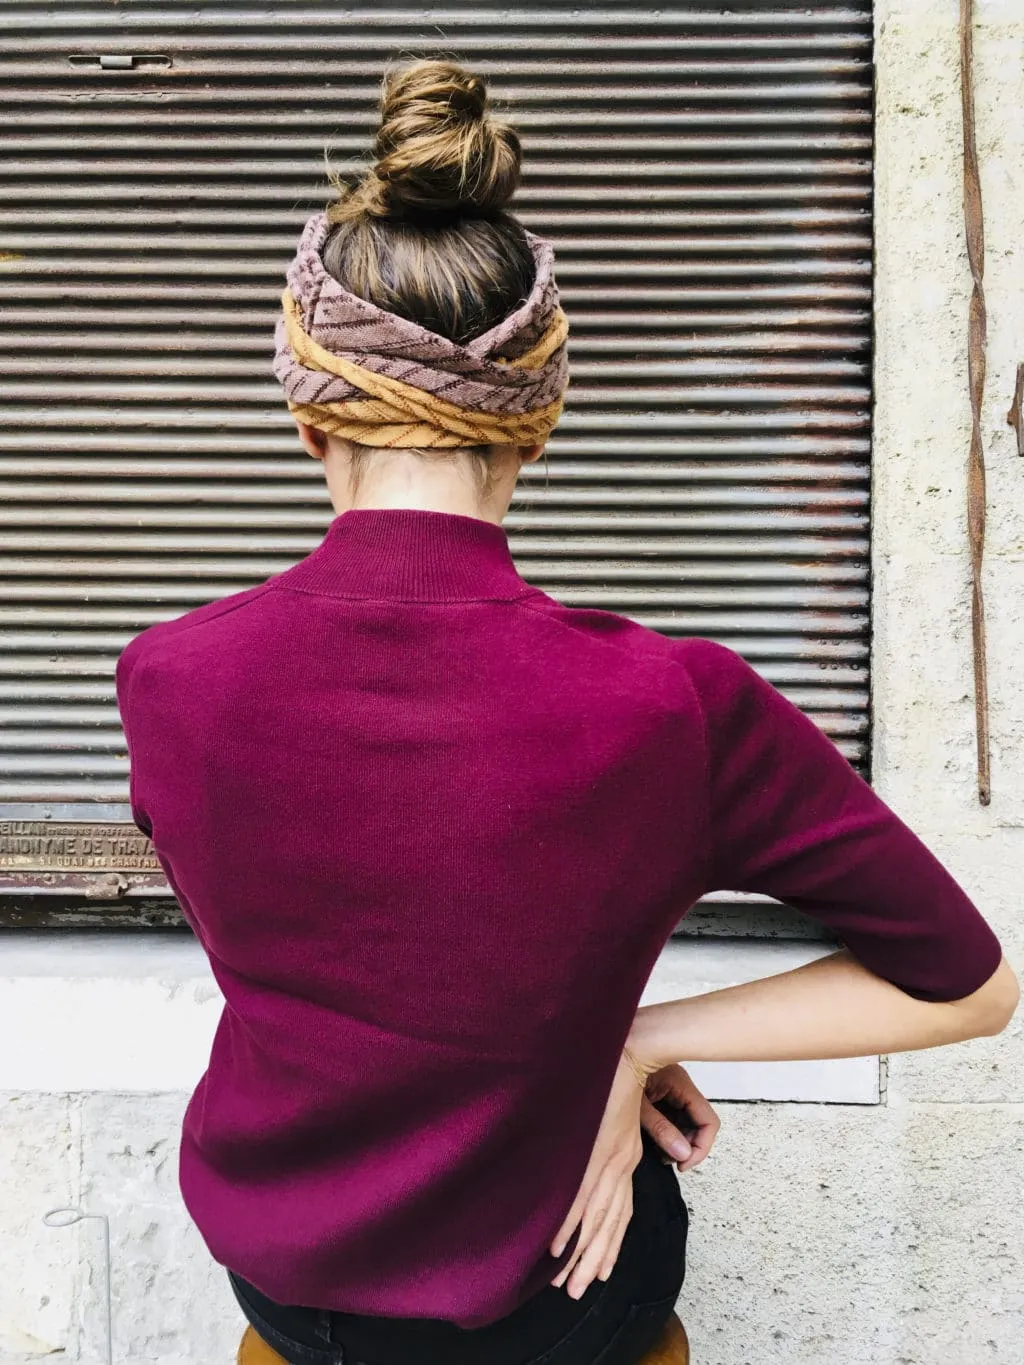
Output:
top-left (960, 0), bottom-right (991, 806)
top-left (1006, 362), bottom-right (1024, 457)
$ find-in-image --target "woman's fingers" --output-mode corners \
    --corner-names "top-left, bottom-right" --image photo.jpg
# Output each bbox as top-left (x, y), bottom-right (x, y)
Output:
top-left (551, 1133), bottom-right (639, 1292)
top-left (681, 1080), bottom-right (719, 1133)
top-left (550, 1144), bottom-right (603, 1259)
top-left (670, 1073), bottom-right (721, 1171)
top-left (549, 1163), bottom-right (603, 1283)
top-left (640, 1093), bottom-right (692, 1163)
top-left (674, 1102), bottom-right (720, 1171)
top-left (550, 1183), bottom-right (588, 1261)
top-left (562, 1172), bottom-right (632, 1298)
top-left (597, 1186), bottom-right (633, 1281)
top-left (550, 1172), bottom-right (613, 1289)
top-left (640, 1064), bottom-right (722, 1171)
top-left (567, 1180), bottom-right (628, 1297)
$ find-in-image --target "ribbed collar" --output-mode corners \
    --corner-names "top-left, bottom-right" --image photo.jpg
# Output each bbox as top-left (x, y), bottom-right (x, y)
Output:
top-left (278, 506), bottom-right (535, 602)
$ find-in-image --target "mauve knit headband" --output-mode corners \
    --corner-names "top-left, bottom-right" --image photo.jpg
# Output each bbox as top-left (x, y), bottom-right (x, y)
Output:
top-left (272, 210), bottom-right (570, 450)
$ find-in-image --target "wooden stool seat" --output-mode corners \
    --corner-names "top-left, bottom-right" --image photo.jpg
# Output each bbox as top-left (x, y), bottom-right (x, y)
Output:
top-left (641, 1311), bottom-right (690, 1365)
top-left (238, 1311), bottom-right (690, 1365)
top-left (238, 1326), bottom-right (288, 1364)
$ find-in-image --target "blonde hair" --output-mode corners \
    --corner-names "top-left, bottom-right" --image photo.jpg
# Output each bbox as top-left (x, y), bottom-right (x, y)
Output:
top-left (314, 57), bottom-right (547, 495)
top-left (322, 58), bottom-right (537, 350)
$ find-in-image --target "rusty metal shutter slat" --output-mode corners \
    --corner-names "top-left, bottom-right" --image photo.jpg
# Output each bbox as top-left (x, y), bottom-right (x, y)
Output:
top-left (0, 2), bottom-right (873, 935)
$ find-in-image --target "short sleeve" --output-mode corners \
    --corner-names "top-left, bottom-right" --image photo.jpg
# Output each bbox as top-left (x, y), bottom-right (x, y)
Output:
top-left (114, 637), bottom-right (154, 839)
top-left (679, 638), bottom-right (1003, 1003)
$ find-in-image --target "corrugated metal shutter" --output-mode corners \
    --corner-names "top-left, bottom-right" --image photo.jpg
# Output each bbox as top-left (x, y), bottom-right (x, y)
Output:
top-left (0, 3), bottom-right (873, 930)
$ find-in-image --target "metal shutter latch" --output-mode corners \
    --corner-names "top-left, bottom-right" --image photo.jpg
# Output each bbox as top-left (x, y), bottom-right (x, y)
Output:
top-left (68, 53), bottom-right (172, 70)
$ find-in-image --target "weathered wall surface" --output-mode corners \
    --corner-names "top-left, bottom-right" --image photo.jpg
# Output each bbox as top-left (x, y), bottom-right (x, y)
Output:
top-left (679, 1), bottom-right (1024, 1359)
top-left (684, 2), bottom-right (1024, 1360)
top-left (869, 0), bottom-right (1024, 1181)
top-left (2, 2), bottom-right (1023, 1361)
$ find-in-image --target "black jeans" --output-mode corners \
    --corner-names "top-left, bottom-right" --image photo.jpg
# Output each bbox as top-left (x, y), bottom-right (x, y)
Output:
top-left (228, 1122), bottom-right (688, 1365)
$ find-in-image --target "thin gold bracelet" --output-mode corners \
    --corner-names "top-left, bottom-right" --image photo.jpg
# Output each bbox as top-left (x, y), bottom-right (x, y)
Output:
top-left (621, 1044), bottom-right (648, 1090)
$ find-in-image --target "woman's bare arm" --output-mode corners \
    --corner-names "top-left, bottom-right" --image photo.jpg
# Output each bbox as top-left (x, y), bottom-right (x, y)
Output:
top-left (625, 949), bottom-right (1019, 1077)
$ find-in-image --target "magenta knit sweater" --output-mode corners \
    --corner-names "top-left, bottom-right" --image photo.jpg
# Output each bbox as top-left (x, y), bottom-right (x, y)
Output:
top-left (115, 506), bottom-right (1003, 1329)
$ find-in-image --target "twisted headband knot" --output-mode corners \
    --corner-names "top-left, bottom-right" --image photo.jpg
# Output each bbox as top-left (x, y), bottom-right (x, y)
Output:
top-left (272, 211), bottom-right (570, 450)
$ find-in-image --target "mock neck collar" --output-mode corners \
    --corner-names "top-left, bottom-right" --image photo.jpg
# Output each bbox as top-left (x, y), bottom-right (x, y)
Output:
top-left (279, 506), bottom-right (535, 602)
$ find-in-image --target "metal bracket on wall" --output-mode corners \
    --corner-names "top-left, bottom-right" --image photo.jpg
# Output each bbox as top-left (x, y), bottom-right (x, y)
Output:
top-left (1007, 363), bottom-right (1024, 457)
top-left (960, 0), bottom-right (991, 805)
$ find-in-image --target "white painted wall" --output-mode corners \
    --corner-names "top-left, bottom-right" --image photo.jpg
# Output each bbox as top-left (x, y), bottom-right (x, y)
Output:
top-left (0, 934), bottom-right (877, 1102)
top-left (3, 2), bottom-right (1024, 1361)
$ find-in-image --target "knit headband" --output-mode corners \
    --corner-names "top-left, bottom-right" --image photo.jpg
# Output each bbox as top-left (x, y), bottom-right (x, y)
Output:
top-left (272, 211), bottom-right (570, 450)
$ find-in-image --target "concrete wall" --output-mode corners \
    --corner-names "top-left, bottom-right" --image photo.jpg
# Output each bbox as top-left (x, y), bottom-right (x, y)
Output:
top-left (3, 1), bottom-right (1023, 1360)
top-left (684, 0), bottom-right (1024, 1357)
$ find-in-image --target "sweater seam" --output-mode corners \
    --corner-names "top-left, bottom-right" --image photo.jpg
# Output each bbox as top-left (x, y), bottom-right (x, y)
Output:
top-left (688, 661), bottom-right (715, 897)
top-left (122, 651), bottom-right (153, 837)
top-left (118, 583), bottom-right (280, 833)
top-left (132, 581), bottom-right (281, 653)
top-left (511, 597), bottom-right (716, 896)
top-left (270, 581), bottom-right (545, 607)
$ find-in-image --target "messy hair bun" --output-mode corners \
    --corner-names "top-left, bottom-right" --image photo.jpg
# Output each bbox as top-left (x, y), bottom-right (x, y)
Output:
top-left (321, 58), bottom-right (536, 348)
top-left (330, 59), bottom-right (522, 223)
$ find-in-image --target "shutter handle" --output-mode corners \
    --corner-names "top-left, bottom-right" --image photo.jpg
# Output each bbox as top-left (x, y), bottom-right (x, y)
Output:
top-left (67, 52), bottom-right (172, 70)
top-left (1007, 363), bottom-right (1024, 457)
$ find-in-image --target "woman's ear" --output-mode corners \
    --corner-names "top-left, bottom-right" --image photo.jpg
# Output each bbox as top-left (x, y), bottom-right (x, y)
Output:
top-left (295, 420), bottom-right (328, 461)
top-left (519, 442), bottom-right (545, 465)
